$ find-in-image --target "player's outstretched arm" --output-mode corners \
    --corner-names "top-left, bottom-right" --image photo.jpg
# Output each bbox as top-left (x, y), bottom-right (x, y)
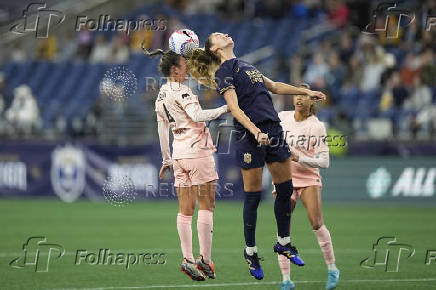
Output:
top-left (263, 75), bottom-right (326, 101)
top-left (223, 88), bottom-right (270, 146)
top-left (185, 102), bottom-right (229, 122)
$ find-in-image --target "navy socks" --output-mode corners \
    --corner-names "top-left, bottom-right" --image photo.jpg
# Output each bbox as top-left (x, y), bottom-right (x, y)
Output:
top-left (243, 191), bottom-right (261, 247)
top-left (274, 180), bottom-right (293, 238)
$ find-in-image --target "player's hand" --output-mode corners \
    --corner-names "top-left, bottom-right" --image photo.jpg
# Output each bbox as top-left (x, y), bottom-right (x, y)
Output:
top-left (159, 164), bottom-right (172, 179)
top-left (256, 132), bottom-right (270, 146)
top-left (290, 149), bottom-right (299, 162)
top-left (309, 90), bottom-right (326, 102)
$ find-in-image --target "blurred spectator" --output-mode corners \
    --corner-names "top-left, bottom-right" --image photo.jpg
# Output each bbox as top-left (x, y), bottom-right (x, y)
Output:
top-left (289, 54), bottom-right (303, 84)
top-left (303, 53), bottom-right (329, 89)
top-left (77, 28), bottom-right (93, 60)
top-left (111, 35), bottom-right (130, 63)
top-left (339, 33), bottom-right (353, 63)
top-left (360, 48), bottom-right (385, 92)
top-left (420, 48), bottom-right (436, 87)
top-left (325, 0), bottom-right (350, 28)
top-left (400, 53), bottom-right (420, 88)
top-left (36, 36), bottom-right (58, 60)
top-left (5, 85), bottom-right (40, 135)
top-left (404, 76), bottom-right (432, 112)
top-left (58, 32), bottom-right (78, 61)
top-left (90, 34), bottom-right (111, 63)
top-left (11, 43), bottom-right (27, 62)
top-left (326, 52), bottom-right (345, 98)
top-left (130, 22), bottom-right (153, 53)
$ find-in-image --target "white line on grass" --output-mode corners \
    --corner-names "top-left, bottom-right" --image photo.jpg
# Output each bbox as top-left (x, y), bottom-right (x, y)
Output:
top-left (52, 278), bottom-right (436, 290)
top-left (0, 248), bottom-right (369, 258)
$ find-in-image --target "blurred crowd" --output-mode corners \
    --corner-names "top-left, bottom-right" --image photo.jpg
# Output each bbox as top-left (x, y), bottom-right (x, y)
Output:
top-left (1, 0), bottom-right (435, 142)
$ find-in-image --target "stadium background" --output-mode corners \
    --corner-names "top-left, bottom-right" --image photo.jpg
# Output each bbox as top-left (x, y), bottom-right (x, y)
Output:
top-left (0, 0), bottom-right (435, 289)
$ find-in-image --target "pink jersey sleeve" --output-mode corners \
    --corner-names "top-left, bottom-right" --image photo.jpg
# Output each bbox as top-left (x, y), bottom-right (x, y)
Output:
top-left (175, 87), bottom-right (199, 110)
top-left (155, 91), bottom-right (167, 122)
top-left (313, 122), bottom-right (329, 154)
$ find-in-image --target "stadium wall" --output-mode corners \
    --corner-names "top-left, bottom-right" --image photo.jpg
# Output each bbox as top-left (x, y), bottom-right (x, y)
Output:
top-left (0, 142), bottom-right (435, 203)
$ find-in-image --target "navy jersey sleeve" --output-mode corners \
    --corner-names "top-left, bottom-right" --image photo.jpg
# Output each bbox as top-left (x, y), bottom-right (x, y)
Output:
top-left (215, 62), bottom-right (235, 95)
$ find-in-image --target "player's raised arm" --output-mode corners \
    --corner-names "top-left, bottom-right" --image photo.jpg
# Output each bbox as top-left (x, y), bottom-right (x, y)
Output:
top-left (223, 88), bottom-right (269, 145)
top-left (263, 75), bottom-right (326, 101)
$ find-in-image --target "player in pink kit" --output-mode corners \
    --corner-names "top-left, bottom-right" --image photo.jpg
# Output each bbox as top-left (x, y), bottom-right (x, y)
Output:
top-left (145, 48), bottom-right (228, 281)
top-left (274, 84), bottom-right (340, 290)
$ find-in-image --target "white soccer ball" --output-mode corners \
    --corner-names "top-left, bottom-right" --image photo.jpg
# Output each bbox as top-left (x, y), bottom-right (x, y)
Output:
top-left (169, 29), bottom-right (199, 57)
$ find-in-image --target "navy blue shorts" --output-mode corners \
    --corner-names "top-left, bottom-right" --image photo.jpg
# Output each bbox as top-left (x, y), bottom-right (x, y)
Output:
top-left (233, 120), bottom-right (291, 169)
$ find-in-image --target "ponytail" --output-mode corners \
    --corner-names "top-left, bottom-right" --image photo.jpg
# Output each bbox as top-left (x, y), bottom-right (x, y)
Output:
top-left (142, 40), bottom-right (180, 77)
top-left (141, 40), bottom-right (165, 56)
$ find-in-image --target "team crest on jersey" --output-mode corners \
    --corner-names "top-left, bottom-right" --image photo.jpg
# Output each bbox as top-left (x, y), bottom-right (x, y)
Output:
top-left (157, 92), bottom-right (166, 101)
top-left (243, 152), bottom-right (252, 164)
top-left (50, 144), bottom-right (86, 202)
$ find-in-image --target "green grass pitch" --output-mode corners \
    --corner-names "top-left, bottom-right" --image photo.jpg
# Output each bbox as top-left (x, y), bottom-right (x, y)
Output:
top-left (1, 199), bottom-right (435, 289)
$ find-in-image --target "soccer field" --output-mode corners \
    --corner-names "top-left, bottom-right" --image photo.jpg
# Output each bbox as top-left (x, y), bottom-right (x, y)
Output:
top-left (1, 200), bottom-right (436, 290)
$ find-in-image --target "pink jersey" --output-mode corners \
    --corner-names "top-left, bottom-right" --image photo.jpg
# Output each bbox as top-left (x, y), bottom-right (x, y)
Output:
top-left (278, 111), bottom-right (329, 187)
top-left (155, 82), bottom-right (215, 159)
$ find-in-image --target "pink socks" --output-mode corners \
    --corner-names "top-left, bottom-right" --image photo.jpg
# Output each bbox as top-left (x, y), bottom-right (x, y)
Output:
top-left (313, 225), bottom-right (336, 265)
top-left (177, 213), bottom-right (194, 262)
top-left (177, 211), bottom-right (214, 264)
top-left (197, 210), bottom-right (213, 264)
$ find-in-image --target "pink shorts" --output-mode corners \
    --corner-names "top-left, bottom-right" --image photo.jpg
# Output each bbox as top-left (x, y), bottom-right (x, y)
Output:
top-left (272, 185), bottom-right (321, 203)
top-left (173, 155), bottom-right (218, 187)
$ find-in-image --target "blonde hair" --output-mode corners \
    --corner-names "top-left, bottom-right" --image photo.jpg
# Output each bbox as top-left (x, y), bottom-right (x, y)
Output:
top-left (186, 34), bottom-right (220, 89)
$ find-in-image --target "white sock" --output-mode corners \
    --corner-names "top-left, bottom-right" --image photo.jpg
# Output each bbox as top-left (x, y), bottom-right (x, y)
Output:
top-left (278, 236), bottom-right (290, 246)
top-left (282, 274), bottom-right (291, 282)
top-left (245, 246), bottom-right (258, 256)
top-left (327, 263), bottom-right (338, 271)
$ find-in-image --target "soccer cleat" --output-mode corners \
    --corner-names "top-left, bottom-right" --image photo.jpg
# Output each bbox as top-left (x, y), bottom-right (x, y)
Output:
top-left (196, 255), bottom-right (216, 279)
top-left (281, 280), bottom-right (295, 290)
top-left (326, 269), bottom-right (340, 289)
top-left (180, 258), bottom-right (206, 281)
top-left (243, 249), bottom-right (264, 280)
top-left (273, 242), bottom-right (305, 266)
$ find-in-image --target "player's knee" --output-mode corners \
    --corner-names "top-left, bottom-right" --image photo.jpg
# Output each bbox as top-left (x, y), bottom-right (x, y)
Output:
top-left (311, 220), bottom-right (324, 230)
top-left (180, 204), bottom-right (195, 216)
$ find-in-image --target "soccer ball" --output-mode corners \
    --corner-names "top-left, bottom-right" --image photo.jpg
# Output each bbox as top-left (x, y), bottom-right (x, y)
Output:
top-left (169, 29), bottom-right (199, 57)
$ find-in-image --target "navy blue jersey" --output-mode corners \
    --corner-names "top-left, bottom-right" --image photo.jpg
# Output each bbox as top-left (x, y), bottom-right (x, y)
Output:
top-left (215, 58), bottom-right (280, 130)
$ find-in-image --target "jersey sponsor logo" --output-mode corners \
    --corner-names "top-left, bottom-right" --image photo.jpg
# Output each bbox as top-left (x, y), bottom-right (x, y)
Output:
top-left (50, 144), bottom-right (86, 202)
top-left (243, 152), bottom-right (252, 164)
top-left (245, 69), bottom-right (263, 84)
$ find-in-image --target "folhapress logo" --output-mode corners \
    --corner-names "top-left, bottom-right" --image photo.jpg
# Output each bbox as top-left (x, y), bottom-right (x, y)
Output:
top-left (363, 2), bottom-right (415, 38)
top-left (10, 3), bottom-right (65, 38)
top-left (9, 237), bottom-right (65, 272)
top-left (360, 237), bottom-right (415, 272)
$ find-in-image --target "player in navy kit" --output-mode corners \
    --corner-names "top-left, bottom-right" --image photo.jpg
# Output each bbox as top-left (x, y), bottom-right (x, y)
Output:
top-left (187, 32), bottom-right (326, 280)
